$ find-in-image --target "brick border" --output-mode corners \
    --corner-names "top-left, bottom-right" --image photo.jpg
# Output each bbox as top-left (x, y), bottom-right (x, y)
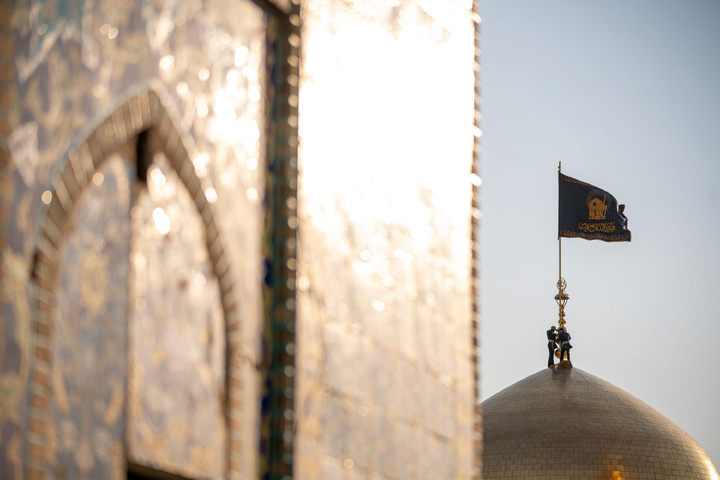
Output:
top-left (26, 89), bottom-right (246, 479)
top-left (472, 1), bottom-right (482, 478)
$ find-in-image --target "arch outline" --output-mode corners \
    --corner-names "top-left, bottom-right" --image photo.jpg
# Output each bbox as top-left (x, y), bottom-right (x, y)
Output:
top-left (26, 88), bottom-right (248, 479)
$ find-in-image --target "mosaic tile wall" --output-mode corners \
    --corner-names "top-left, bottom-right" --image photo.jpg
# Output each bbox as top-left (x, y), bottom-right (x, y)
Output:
top-left (127, 152), bottom-right (227, 479)
top-left (0, 0), bottom-right (282, 478)
top-left (0, 0), bottom-right (480, 478)
top-left (294, 0), bottom-right (481, 478)
top-left (51, 152), bottom-right (134, 480)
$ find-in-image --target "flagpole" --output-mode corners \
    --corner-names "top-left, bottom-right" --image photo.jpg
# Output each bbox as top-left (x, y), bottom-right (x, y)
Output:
top-left (559, 236), bottom-right (562, 290)
top-left (558, 161), bottom-right (562, 289)
top-left (556, 162), bottom-right (568, 333)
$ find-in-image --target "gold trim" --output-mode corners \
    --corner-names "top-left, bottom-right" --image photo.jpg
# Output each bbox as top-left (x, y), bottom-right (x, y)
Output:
top-left (560, 173), bottom-right (594, 188)
top-left (560, 230), bottom-right (631, 242)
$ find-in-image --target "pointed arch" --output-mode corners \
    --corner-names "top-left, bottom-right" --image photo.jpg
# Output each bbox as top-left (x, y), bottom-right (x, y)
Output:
top-left (26, 88), bottom-right (246, 478)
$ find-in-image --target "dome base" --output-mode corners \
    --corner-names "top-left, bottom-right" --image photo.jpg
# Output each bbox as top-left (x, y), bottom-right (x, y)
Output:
top-left (482, 367), bottom-right (719, 479)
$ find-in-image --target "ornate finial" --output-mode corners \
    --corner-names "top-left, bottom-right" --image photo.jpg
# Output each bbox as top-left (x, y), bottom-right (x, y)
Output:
top-left (554, 278), bottom-right (572, 363)
top-left (554, 278), bottom-right (569, 328)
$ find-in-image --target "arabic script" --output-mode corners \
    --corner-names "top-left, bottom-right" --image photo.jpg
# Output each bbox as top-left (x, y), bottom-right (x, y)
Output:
top-left (578, 222), bottom-right (615, 233)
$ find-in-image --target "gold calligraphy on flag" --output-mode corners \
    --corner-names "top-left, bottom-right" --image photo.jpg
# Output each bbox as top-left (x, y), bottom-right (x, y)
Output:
top-left (578, 222), bottom-right (615, 233)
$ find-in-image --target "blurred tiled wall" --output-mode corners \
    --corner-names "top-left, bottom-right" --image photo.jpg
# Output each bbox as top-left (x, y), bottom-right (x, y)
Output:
top-left (0, 1), bottom-right (277, 478)
top-left (294, 1), bottom-right (480, 478)
top-left (0, 0), bottom-right (480, 478)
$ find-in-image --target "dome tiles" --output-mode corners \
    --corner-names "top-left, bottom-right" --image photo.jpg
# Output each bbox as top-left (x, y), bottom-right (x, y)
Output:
top-left (482, 367), bottom-right (719, 479)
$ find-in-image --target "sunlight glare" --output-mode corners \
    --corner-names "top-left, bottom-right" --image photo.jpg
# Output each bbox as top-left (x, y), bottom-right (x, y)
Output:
top-left (708, 460), bottom-right (720, 480)
top-left (152, 207), bottom-right (171, 235)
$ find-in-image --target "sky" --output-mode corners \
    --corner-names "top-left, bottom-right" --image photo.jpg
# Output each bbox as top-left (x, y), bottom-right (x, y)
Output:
top-left (479, 0), bottom-right (720, 468)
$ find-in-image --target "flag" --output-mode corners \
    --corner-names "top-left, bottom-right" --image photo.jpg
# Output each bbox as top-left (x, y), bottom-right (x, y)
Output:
top-left (558, 172), bottom-right (631, 242)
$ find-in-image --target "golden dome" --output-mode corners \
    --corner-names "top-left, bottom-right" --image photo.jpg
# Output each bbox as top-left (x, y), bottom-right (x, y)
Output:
top-left (482, 367), bottom-right (719, 479)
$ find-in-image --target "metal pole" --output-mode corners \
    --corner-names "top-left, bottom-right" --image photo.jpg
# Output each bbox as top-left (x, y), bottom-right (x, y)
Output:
top-left (556, 161), bottom-right (568, 331)
top-left (558, 161), bottom-right (562, 287)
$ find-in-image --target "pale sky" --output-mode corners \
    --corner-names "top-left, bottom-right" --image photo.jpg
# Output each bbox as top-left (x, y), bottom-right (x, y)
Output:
top-left (480, 0), bottom-right (720, 467)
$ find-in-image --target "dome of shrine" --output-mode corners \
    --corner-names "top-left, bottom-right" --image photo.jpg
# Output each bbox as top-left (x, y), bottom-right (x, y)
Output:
top-left (482, 367), bottom-right (719, 479)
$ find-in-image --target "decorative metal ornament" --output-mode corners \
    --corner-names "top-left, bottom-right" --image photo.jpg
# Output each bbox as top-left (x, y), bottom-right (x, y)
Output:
top-left (554, 277), bottom-right (569, 328)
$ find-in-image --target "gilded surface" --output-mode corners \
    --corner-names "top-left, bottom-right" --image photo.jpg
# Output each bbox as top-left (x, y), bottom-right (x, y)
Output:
top-left (296, 0), bottom-right (478, 478)
top-left (482, 368), bottom-right (720, 479)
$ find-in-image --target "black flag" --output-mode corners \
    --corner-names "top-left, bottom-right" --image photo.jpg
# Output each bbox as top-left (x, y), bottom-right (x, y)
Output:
top-left (558, 173), bottom-right (631, 242)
